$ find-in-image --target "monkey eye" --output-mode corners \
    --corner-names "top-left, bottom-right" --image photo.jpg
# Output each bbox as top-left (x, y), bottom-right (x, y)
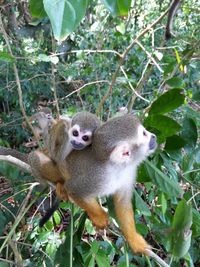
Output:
top-left (143, 130), bottom-right (147, 137)
top-left (82, 135), bottom-right (89, 142)
top-left (72, 130), bottom-right (79, 137)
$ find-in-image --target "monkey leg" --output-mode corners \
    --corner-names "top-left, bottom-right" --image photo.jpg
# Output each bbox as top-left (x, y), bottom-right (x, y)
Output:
top-left (113, 193), bottom-right (151, 255)
top-left (56, 182), bottom-right (69, 201)
top-left (71, 197), bottom-right (109, 229)
top-left (29, 150), bottom-right (64, 184)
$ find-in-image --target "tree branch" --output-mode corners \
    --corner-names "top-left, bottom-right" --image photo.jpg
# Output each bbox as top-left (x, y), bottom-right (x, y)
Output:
top-left (0, 13), bottom-right (41, 148)
top-left (96, 5), bottom-right (171, 116)
top-left (0, 155), bottom-right (31, 173)
top-left (146, 249), bottom-right (170, 267)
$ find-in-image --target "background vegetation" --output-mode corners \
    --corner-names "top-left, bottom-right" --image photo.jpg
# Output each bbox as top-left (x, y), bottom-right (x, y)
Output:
top-left (0, 0), bottom-right (199, 266)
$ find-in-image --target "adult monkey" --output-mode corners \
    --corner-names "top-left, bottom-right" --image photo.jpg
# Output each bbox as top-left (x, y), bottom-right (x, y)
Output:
top-left (59, 114), bottom-right (157, 254)
top-left (0, 114), bottom-right (157, 254)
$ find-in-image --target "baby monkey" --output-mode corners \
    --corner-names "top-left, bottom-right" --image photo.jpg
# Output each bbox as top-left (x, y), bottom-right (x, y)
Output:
top-left (30, 111), bottom-right (101, 225)
top-left (29, 111), bottom-right (101, 221)
top-left (48, 111), bottom-right (101, 162)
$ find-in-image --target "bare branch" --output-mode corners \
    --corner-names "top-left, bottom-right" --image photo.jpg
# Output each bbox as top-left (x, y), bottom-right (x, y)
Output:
top-left (146, 249), bottom-right (170, 267)
top-left (0, 155), bottom-right (31, 173)
top-left (96, 5), bottom-right (171, 116)
top-left (0, 13), bottom-right (41, 147)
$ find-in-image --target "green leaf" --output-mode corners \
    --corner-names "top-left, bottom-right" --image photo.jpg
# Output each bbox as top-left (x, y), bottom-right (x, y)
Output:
top-left (171, 199), bottom-right (192, 258)
top-left (165, 135), bottom-right (186, 151)
top-left (144, 115), bottom-right (182, 141)
top-left (145, 160), bottom-right (183, 198)
top-left (44, 0), bottom-right (88, 41)
top-left (172, 199), bottom-right (192, 230)
top-left (166, 77), bottom-right (184, 88)
top-left (0, 51), bottom-right (15, 62)
top-left (53, 211), bottom-right (61, 225)
top-left (181, 117), bottom-right (198, 151)
top-left (137, 163), bottom-right (151, 183)
top-left (149, 89), bottom-right (185, 115)
top-left (192, 209), bottom-right (200, 237)
top-left (161, 193), bottom-right (167, 215)
top-left (91, 240), bottom-right (100, 254)
top-left (134, 190), bottom-right (151, 216)
top-left (102, 0), bottom-right (131, 17)
top-left (116, 22), bottom-right (126, 34)
top-left (0, 211), bottom-right (7, 236)
top-left (95, 254), bottom-right (110, 267)
top-left (29, 0), bottom-right (47, 18)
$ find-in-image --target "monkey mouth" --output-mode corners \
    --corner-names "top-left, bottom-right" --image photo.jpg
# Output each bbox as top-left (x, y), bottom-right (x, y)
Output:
top-left (71, 141), bottom-right (85, 150)
top-left (149, 135), bottom-right (157, 151)
top-left (149, 141), bottom-right (157, 151)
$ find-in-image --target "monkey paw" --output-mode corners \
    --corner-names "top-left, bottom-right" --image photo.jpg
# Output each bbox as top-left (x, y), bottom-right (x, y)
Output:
top-left (56, 183), bottom-right (69, 201)
top-left (130, 233), bottom-right (151, 255)
top-left (89, 210), bottom-right (109, 230)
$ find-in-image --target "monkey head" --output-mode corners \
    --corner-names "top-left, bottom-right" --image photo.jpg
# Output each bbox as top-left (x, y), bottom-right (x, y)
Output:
top-left (32, 112), bottom-right (54, 131)
top-left (68, 112), bottom-right (101, 150)
top-left (93, 114), bottom-right (157, 165)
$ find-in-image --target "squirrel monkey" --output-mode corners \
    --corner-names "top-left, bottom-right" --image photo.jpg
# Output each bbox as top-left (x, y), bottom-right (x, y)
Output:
top-left (22, 109), bottom-right (55, 143)
top-left (0, 114), bottom-right (157, 255)
top-left (48, 111), bottom-right (101, 162)
top-left (28, 111), bottom-right (101, 200)
top-left (60, 114), bottom-right (157, 255)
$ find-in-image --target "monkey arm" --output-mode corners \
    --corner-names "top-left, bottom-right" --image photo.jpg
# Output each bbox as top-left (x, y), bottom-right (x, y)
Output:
top-left (113, 192), bottom-right (151, 255)
top-left (48, 119), bottom-right (72, 162)
top-left (28, 150), bottom-right (64, 184)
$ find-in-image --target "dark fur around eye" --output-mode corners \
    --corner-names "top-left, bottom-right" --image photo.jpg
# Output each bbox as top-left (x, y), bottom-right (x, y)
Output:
top-left (143, 130), bottom-right (147, 137)
top-left (73, 130), bottom-right (79, 137)
top-left (82, 135), bottom-right (89, 142)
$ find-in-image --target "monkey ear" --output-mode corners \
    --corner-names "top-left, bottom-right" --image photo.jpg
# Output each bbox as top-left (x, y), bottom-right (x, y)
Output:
top-left (110, 142), bottom-right (131, 163)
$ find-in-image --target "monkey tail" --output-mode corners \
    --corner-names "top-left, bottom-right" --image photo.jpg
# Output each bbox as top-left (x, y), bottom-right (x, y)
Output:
top-left (39, 199), bottom-right (60, 227)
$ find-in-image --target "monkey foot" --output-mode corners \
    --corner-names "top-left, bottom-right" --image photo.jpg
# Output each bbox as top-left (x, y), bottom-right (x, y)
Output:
top-left (89, 210), bottom-right (109, 230)
top-left (130, 233), bottom-right (151, 255)
top-left (56, 182), bottom-right (69, 201)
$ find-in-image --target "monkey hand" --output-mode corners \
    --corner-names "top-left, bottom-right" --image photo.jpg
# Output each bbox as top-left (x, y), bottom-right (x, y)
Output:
top-left (88, 209), bottom-right (109, 230)
top-left (130, 233), bottom-right (151, 255)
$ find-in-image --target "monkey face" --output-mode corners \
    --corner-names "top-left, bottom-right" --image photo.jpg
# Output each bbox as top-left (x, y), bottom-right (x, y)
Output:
top-left (68, 124), bottom-right (92, 150)
top-left (137, 125), bottom-right (157, 157)
top-left (109, 124), bottom-right (157, 165)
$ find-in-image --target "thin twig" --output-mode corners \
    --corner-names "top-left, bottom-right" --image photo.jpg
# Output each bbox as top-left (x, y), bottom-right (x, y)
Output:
top-left (0, 13), bottom-right (41, 148)
top-left (135, 40), bottom-right (164, 73)
top-left (51, 36), bottom-right (60, 118)
top-left (146, 249), bottom-right (170, 267)
top-left (8, 239), bottom-right (23, 267)
top-left (96, 5), bottom-right (171, 116)
top-left (120, 66), bottom-right (150, 103)
top-left (0, 155), bottom-right (31, 173)
top-left (0, 257), bottom-right (15, 264)
top-left (0, 183), bottom-right (40, 254)
top-left (16, 241), bottom-right (54, 265)
top-left (57, 80), bottom-right (110, 102)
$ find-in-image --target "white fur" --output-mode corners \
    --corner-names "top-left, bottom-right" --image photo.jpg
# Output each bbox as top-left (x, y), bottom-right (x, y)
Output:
top-left (69, 124), bottom-right (92, 145)
top-left (99, 164), bottom-right (136, 197)
top-left (97, 125), bottom-right (156, 198)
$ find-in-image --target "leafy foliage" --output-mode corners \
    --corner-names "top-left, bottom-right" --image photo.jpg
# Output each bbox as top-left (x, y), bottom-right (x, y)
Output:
top-left (0, 0), bottom-right (199, 266)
